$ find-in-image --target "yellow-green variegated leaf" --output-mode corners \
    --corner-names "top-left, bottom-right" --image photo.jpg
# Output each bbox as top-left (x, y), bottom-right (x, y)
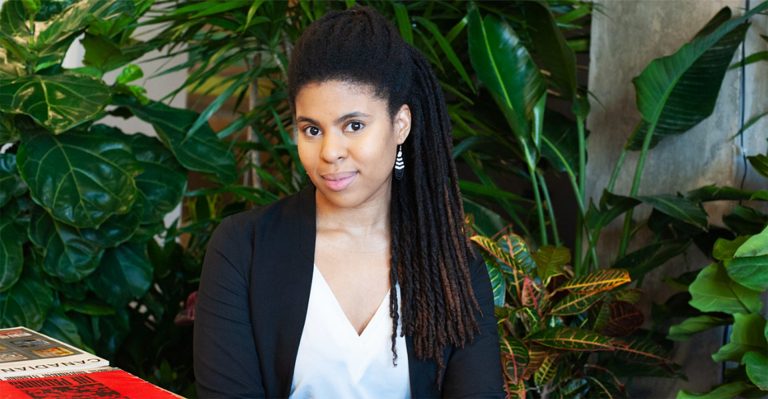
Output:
top-left (557, 268), bottom-right (630, 294)
top-left (500, 335), bottom-right (528, 384)
top-left (613, 336), bottom-right (672, 364)
top-left (0, 75), bottom-right (110, 133)
top-left (472, 235), bottom-right (516, 270)
top-left (534, 353), bottom-right (559, 386)
top-left (527, 327), bottom-right (615, 351)
top-left (550, 291), bottom-right (605, 316)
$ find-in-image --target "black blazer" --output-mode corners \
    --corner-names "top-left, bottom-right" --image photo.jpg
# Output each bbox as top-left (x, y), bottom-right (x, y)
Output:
top-left (194, 186), bottom-right (504, 398)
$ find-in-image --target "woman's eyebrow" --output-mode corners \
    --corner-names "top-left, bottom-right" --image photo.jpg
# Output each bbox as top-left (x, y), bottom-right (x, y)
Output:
top-left (295, 112), bottom-right (372, 125)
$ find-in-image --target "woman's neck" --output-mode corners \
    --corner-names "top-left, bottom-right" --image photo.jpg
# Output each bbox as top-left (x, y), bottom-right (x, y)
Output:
top-left (315, 191), bottom-right (390, 241)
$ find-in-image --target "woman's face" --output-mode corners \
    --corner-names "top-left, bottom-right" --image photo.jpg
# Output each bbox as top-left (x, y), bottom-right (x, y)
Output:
top-left (295, 80), bottom-right (411, 211)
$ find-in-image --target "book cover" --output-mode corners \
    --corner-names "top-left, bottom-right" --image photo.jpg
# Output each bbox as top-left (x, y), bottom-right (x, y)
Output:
top-left (0, 327), bottom-right (109, 379)
top-left (0, 367), bottom-right (184, 398)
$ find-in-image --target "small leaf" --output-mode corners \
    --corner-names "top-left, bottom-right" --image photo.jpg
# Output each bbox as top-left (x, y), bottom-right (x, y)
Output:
top-left (613, 336), bottom-right (671, 364)
top-left (743, 351), bottom-right (768, 390)
top-left (499, 335), bottom-right (528, 384)
top-left (689, 263), bottom-right (763, 314)
top-left (668, 315), bottom-right (732, 341)
top-left (550, 291), bottom-right (605, 316)
top-left (116, 64), bottom-right (143, 85)
top-left (527, 327), bottom-right (615, 351)
top-left (603, 301), bottom-right (644, 337)
top-left (483, 257), bottom-right (506, 307)
top-left (534, 353), bottom-right (559, 386)
top-left (712, 236), bottom-right (750, 262)
top-left (533, 245), bottom-right (570, 284)
top-left (711, 313), bottom-right (767, 363)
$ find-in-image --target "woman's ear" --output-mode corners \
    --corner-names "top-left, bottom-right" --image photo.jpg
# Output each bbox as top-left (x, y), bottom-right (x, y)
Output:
top-left (394, 104), bottom-right (411, 144)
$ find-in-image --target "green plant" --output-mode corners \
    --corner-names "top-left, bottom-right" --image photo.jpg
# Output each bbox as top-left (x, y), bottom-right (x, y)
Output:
top-left (667, 224), bottom-right (768, 399)
top-left (471, 232), bottom-right (677, 398)
top-left (465, 1), bottom-right (768, 277)
top-left (0, 0), bottom-right (235, 395)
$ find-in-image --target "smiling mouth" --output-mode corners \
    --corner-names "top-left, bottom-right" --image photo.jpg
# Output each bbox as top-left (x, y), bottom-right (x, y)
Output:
top-left (321, 172), bottom-right (357, 191)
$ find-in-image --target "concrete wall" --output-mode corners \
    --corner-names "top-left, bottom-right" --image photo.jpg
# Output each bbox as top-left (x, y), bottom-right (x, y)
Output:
top-left (587, 0), bottom-right (767, 396)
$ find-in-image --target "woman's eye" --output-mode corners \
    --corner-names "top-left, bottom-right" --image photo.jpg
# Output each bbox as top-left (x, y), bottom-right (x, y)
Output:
top-left (303, 126), bottom-right (321, 136)
top-left (345, 121), bottom-right (364, 132)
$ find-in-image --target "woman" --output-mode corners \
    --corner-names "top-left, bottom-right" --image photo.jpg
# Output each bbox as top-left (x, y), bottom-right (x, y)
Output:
top-left (194, 7), bottom-right (503, 398)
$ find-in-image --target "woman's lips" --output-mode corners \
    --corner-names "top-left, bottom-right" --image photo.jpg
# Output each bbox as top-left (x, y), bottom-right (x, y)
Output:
top-left (321, 172), bottom-right (357, 191)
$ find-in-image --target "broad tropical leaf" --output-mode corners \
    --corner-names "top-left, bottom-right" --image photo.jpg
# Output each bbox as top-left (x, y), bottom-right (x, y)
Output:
top-left (748, 154), bottom-right (768, 178)
top-left (614, 239), bottom-right (691, 281)
top-left (676, 381), bottom-right (751, 399)
top-left (712, 236), bottom-right (750, 262)
top-left (0, 273), bottom-right (53, 329)
top-left (468, 6), bottom-right (546, 144)
top-left (668, 315), bottom-right (732, 341)
top-left (0, 210), bottom-right (24, 291)
top-left (636, 194), bottom-right (708, 229)
top-left (87, 241), bottom-right (152, 308)
top-left (482, 256), bottom-right (506, 307)
top-left (115, 96), bottom-right (237, 184)
top-left (0, 75), bottom-right (110, 133)
top-left (0, 153), bottom-right (26, 208)
top-left (743, 351), bottom-right (768, 390)
top-left (689, 263), bottom-right (762, 314)
top-left (586, 190), bottom-right (641, 233)
top-left (711, 313), bottom-right (767, 362)
top-left (498, 234), bottom-right (537, 274)
top-left (557, 269), bottom-right (630, 294)
top-left (28, 210), bottom-right (103, 282)
top-left (627, 4), bottom-right (768, 150)
top-left (125, 131), bottom-right (187, 223)
top-left (41, 308), bottom-right (86, 350)
top-left (527, 327), bottom-right (615, 351)
top-left (734, 224), bottom-right (768, 257)
top-left (17, 129), bottom-right (140, 228)
top-left (726, 255), bottom-right (768, 292)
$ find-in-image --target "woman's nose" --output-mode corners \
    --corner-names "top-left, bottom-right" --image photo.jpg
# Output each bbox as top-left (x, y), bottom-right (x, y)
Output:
top-left (320, 131), bottom-right (346, 162)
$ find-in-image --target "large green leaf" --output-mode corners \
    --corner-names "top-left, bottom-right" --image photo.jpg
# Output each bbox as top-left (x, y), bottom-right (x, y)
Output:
top-left (499, 334), bottom-right (528, 384)
top-left (87, 241), bottom-right (152, 308)
top-left (127, 132), bottom-right (187, 223)
top-left (613, 336), bottom-right (671, 364)
top-left (0, 208), bottom-right (24, 292)
top-left (726, 256), bottom-right (768, 292)
top-left (540, 110), bottom-right (580, 174)
top-left (0, 75), bottom-right (110, 133)
top-left (41, 308), bottom-right (85, 350)
top-left (28, 210), bottom-right (103, 282)
top-left (17, 129), bottom-right (140, 228)
top-left (677, 381), bottom-right (751, 399)
top-left (627, 4), bottom-right (768, 150)
top-left (482, 256), bottom-right (506, 308)
top-left (615, 239), bottom-right (691, 281)
top-left (689, 263), bottom-right (762, 314)
top-left (711, 313), bottom-right (767, 363)
top-left (115, 96), bottom-right (237, 184)
top-left (743, 351), bottom-right (768, 390)
top-left (0, 153), bottom-right (26, 208)
top-left (723, 206), bottom-right (768, 235)
top-left (748, 154), bottom-right (768, 178)
top-left (0, 272), bottom-right (53, 329)
top-left (712, 236), bottom-right (750, 262)
top-left (636, 194), bottom-right (708, 229)
top-left (520, 1), bottom-right (577, 102)
top-left (468, 6), bottom-right (546, 143)
top-left (586, 190), bottom-right (641, 234)
top-left (668, 315), bottom-right (732, 341)
top-left (527, 327), bottom-right (615, 351)
top-left (734, 225), bottom-right (768, 257)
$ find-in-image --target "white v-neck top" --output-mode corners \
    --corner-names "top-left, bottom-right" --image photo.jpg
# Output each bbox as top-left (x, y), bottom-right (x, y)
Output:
top-left (289, 266), bottom-right (410, 399)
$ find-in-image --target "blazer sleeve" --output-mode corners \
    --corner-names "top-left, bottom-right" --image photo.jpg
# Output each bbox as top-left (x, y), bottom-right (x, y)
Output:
top-left (441, 255), bottom-right (505, 398)
top-left (194, 215), bottom-right (266, 398)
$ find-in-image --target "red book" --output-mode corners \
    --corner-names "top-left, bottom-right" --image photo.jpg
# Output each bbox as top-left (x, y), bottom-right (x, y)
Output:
top-left (0, 368), bottom-right (183, 398)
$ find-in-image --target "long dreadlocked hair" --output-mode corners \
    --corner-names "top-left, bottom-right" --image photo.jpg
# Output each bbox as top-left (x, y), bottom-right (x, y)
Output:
top-left (288, 6), bottom-right (480, 376)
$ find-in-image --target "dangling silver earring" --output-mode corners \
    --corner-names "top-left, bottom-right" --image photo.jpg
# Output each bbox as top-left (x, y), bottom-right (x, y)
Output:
top-left (394, 144), bottom-right (405, 181)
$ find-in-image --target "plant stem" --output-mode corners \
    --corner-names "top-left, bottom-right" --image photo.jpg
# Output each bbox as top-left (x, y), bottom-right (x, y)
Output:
top-left (576, 113), bottom-right (587, 273)
top-left (618, 123), bottom-right (657, 258)
top-left (537, 170), bottom-right (560, 246)
top-left (526, 152), bottom-right (548, 246)
top-left (607, 147), bottom-right (627, 194)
